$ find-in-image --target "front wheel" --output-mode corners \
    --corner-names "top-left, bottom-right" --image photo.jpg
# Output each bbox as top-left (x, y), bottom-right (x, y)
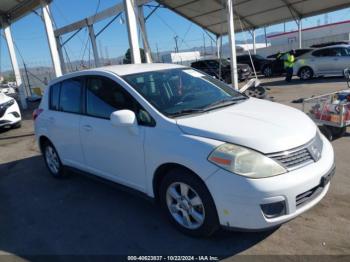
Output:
top-left (299, 67), bottom-right (313, 80)
top-left (159, 168), bottom-right (219, 237)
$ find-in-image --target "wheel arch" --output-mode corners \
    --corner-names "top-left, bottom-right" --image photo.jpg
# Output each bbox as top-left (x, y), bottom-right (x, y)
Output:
top-left (152, 163), bottom-right (204, 203)
top-left (38, 135), bottom-right (52, 154)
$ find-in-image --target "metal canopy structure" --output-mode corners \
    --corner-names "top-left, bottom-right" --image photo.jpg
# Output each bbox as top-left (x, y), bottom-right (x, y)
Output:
top-left (0, 0), bottom-right (51, 26)
top-left (157, 0), bottom-right (350, 36)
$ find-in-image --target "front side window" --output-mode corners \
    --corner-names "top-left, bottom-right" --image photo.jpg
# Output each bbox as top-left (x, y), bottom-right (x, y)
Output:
top-left (59, 78), bottom-right (82, 114)
top-left (312, 49), bottom-right (332, 57)
top-left (85, 76), bottom-right (155, 126)
top-left (123, 68), bottom-right (247, 117)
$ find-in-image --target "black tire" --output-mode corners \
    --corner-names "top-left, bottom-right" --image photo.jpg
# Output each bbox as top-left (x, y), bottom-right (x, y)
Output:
top-left (12, 121), bottom-right (21, 129)
top-left (319, 126), bottom-right (333, 141)
top-left (299, 67), bottom-right (313, 80)
top-left (159, 168), bottom-right (220, 237)
top-left (263, 66), bottom-right (273, 77)
top-left (328, 126), bottom-right (347, 138)
top-left (42, 140), bottom-right (66, 178)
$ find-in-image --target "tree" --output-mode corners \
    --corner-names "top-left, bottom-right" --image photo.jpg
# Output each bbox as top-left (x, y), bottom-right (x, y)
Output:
top-left (123, 48), bottom-right (146, 64)
top-left (3, 73), bottom-right (16, 83)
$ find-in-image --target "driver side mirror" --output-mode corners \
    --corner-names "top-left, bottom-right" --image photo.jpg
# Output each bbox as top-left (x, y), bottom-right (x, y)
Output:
top-left (110, 110), bottom-right (138, 135)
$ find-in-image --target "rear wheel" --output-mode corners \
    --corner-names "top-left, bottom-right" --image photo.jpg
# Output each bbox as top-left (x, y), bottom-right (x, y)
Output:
top-left (299, 67), bottom-right (313, 80)
top-left (159, 168), bottom-right (219, 237)
top-left (43, 141), bottom-right (65, 178)
top-left (263, 66), bottom-right (273, 77)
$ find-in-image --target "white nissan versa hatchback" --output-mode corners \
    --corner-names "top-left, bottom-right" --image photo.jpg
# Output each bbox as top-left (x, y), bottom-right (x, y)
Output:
top-left (34, 64), bottom-right (335, 236)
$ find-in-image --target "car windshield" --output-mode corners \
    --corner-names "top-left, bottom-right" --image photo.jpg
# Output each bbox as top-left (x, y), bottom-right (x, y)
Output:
top-left (123, 68), bottom-right (247, 117)
top-left (218, 59), bottom-right (230, 67)
top-left (254, 55), bottom-right (266, 60)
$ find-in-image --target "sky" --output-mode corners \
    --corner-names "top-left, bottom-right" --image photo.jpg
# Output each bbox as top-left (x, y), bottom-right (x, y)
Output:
top-left (0, 0), bottom-right (350, 72)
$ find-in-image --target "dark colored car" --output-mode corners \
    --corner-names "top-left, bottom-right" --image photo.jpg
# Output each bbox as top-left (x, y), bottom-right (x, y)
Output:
top-left (191, 59), bottom-right (251, 84)
top-left (262, 49), bottom-right (313, 77)
top-left (236, 54), bottom-right (269, 72)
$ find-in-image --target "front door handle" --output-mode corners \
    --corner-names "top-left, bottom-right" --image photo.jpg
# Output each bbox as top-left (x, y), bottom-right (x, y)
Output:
top-left (48, 117), bottom-right (55, 123)
top-left (82, 125), bottom-right (92, 132)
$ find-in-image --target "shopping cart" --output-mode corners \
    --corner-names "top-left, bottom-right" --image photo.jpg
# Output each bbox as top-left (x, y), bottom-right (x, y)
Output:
top-left (302, 68), bottom-right (350, 140)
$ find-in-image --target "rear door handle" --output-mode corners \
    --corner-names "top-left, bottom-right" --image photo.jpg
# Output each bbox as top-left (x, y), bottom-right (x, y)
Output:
top-left (82, 125), bottom-right (92, 132)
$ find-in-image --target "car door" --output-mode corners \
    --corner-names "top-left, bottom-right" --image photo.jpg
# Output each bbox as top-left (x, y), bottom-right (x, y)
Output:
top-left (310, 49), bottom-right (333, 75)
top-left (335, 47), bottom-right (350, 74)
top-left (47, 78), bottom-right (85, 169)
top-left (79, 75), bottom-right (148, 192)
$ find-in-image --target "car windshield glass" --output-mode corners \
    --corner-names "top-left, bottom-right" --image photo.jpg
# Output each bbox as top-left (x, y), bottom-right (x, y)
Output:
top-left (219, 59), bottom-right (230, 67)
top-left (254, 55), bottom-right (265, 60)
top-left (123, 68), bottom-right (247, 117)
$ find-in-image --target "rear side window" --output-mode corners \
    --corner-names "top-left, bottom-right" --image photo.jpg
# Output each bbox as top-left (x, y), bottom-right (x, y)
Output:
top-left (59, 78), bottom-right (82, 114)
top-left (49, 83), bottom-right (60, 111)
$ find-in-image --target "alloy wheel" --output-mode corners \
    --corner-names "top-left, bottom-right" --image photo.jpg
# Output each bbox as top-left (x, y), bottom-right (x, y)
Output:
top-left (166, 182), bottom-right (205, 229)
top-left (45, 145), bottom-right (60, 174)
top-left (300, 68), bottom-right (312, 80)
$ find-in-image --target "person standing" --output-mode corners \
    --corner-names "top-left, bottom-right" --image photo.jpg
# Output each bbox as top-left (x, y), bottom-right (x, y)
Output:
top-left (284, 50), bottom-right (295, 82)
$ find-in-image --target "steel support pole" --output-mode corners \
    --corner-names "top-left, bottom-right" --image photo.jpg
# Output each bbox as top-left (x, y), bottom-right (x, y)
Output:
top-left (124, 0), bottom-right (141, 64)
top-left (88, 24), bottom-right (101, 67)
top-left (253, 29), bottom-right (256, 54)
top-left (3, 23), bottom-right (27, 109)
top-left (226, 0), bottom-right (239, 89)
top-left (55, 36), bottom-right (66, 74)
top-left (216, 35), bottom-right (221, 58)
top-left (138, 5), bottom-right (152, 63)
top-left (298, 19), bottom-right (302, 49)
top-left (41, 0), bottom-right (62, 77)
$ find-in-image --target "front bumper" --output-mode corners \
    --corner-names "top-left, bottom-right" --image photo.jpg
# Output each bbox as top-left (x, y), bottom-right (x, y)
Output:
top-left (0, 102), bottom-right (22, 127)
top-left (205, 135), bottom-right (334, 230)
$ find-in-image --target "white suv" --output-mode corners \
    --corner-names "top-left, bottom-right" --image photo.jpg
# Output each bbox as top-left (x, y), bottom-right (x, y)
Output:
top-left (294, 45), bottom-right (350, 80)
top-left (34, 64), bottom-right (335, 236)
top-left (0, 92), bottom-right (21, 129)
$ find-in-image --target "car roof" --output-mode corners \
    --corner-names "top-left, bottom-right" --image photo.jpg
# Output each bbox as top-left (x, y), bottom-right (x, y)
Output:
top-left (48, 63), bottom-right (187, 86)
top-left (315, 44), bottom-right (350, 50)
top-left (94, 63), bottom-right (186, 76)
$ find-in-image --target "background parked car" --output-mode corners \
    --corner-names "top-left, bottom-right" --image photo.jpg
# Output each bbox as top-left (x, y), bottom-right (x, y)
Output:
top-left (236, 54), bottom-right (269, 73)
top-left (191, 59), bottom-right (251, 83)
top-left (262, 49), bottom-right (313, 77)
top-left (0, 92), bottom-right (21, 129)
top-left (294, 45), bottom-right (350, 80)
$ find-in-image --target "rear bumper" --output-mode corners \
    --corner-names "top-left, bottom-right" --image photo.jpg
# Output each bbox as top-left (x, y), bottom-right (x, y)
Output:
top-left (205, 135), bottom-right (334, 230)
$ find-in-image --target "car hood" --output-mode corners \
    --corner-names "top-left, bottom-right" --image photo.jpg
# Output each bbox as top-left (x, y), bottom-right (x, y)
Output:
top-left (0, 92), bottom-right (12, 104)
top-left (176, 98), bottom-right (316, 154)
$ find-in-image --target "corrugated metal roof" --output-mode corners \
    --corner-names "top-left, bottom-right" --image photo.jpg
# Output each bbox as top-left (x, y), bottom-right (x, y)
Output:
top-left (0, 0), bottom-right (51, 26)
top-left (157, 0), bottom-right (350, 36)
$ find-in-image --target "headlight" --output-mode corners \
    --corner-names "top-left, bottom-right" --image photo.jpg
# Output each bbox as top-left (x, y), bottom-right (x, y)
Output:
top-left (208, 143), bottom-right (286, 178)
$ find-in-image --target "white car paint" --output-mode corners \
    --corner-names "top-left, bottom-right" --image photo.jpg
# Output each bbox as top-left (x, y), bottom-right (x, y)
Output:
top-left (0, 92), bottom-right (21, 128)
top-left (34, 64), bottom-right (334, 230)
top-left (294, 44), bottom-right (350, 78)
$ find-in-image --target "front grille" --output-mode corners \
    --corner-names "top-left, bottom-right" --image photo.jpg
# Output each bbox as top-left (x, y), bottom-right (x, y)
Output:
top-left (270, 148), bottom-right (314, 169)
top-left (267, 133), bottom-right (323, 170)
top-left (296, 185), bottom-right (323, 208)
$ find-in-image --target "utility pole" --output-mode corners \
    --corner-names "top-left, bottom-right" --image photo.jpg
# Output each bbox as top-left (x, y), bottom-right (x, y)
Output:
top-left (156, 43), bottom-right (160, 62)
top-left (174, 36), bottom-right (179, 53)
top-left (264, 26), bottom-right (268, 47)
top-left (203, 33), bottom-right (206, 56)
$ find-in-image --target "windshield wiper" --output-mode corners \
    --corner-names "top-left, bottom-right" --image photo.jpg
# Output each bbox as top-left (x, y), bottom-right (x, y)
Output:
top-left (203, 97), bottom-right (246, 111)
top-left (167, 108), bottom-right (205, 117)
